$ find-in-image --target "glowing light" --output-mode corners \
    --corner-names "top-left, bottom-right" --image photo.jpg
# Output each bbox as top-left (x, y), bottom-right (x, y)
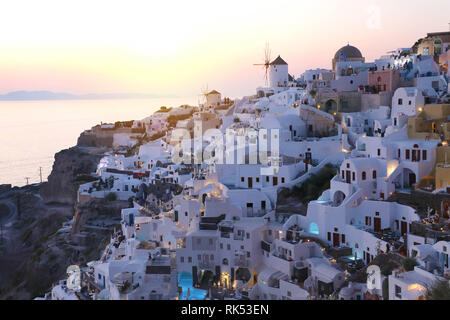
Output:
top-left (387, 160), bottom-right (399, 177)
top-left (408, 283), bottom-right (426, 292)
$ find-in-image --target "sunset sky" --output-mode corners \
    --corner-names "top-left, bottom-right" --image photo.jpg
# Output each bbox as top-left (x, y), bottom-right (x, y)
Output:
top-left (1, 0), bottom-right (449, 99)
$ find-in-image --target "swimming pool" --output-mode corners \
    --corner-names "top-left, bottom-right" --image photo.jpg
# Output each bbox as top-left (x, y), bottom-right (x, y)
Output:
top-left (178, 271), bottom-right (207, 300)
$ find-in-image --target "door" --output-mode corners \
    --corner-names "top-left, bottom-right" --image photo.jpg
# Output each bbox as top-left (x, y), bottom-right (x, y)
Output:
top-left (409, 173), bottom-right (416, 187)
top-left (333, 233), bottom-right (340, 247)
top-left (248, 177), bottom-right (253, 188)
top-left (401, 221), bottom-right (408, 235)
top-left (273, 176), bottom-right (278, 186)
top-left (374, 217), bottom-right (381, 232)
top-left (346, 171), bottom-right (351, 184)
top-left (247, 203), bottom-right (253, 217)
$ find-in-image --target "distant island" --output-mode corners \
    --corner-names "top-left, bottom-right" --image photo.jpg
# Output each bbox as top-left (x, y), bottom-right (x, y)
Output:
top-left (0, 90), bottom-right (178, 101)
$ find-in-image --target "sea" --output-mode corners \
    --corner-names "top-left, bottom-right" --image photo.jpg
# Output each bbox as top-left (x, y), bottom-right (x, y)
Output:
top-left (0, 97), bottom-right (195, 187)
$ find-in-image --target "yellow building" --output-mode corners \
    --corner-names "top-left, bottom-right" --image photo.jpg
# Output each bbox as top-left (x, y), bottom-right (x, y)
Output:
top-left (415, 32), bottom-right (450, 56)
top-left (435, 146), bottom-right (450, 190)
top-left (407, 104), bottom-right (450, 190)
top-left (407, 104), bottom-right (450, 141)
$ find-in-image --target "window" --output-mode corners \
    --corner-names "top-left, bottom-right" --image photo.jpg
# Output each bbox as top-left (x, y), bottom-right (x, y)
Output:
top-left (180, 257), bottom-right (184, 263)
top-left (366, 216), bottom-right (371, 226)
top-left (377, 149), bottom-right (381, 156)
top-left (247, 251), bottom-right (250, 258)
top-left (398, 149), bottom-right (401, 158)
top-left (406, 149), bottom-right (410, 160)
top-left (408, 100), bottom-right (412, 105)
top-left (327, 232), bottom-right (331, 241)
top-left (198, 255), bottom-right (201, 260)
top-left (188, 257), bottom-right (192, 263)
top-left (256, 177), bottom-right (260, 183)
top-left (341, 234), bottom-right (346, 244)
top-left (266, 176), bottom-right (269, 182)
top-left (227, 244), bottom-right (231, 250)
top-left (281, 177), bottom-right (285, 183)
top-left (287, 291), bottom-right (292, 297)
top-left (352, 172), bottom-right (355, 181)
top-left (246, 233), bottom-right (250, 239)
top-left (398, 98), bottom-right (403, 105)
top-left (422, 150), bottom-right (427, 161)
top-left (342, 170), bottom-right (345, 179)
top-left (362, 171), bottom-right (366, 180)
top-left (373, 171), bottom-right (377, 179)
top-left (395, 285), bottom-right (402, 298)
top-left (185, 211), bottom-right (188, 217)
top-left (241, 177), bottom-right (244, 182)
top-left (220, 243), bottom-right (223, 249)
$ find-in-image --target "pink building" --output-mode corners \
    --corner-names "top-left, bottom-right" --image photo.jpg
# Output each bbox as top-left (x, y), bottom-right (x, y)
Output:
top-left (368, 69), bottom-right (401, 93)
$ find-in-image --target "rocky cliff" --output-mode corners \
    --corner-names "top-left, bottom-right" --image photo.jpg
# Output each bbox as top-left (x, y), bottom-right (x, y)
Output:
top-left (40, 147), bottom-right (103, 205)
top-left (0, 132), bottom-right (130, 299)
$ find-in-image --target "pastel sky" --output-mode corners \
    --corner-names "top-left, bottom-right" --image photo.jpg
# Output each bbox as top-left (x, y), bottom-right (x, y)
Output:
top-left (1, 0), bottom-right (449, 98)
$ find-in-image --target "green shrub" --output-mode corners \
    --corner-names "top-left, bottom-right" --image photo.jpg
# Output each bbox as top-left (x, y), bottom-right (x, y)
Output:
top-left (402, 257), bottom-right (418, 271)
top-left (426, 279), bottom-right (450, 300)
top-left (105, 192), bottom-right (117, 202)
top-left (290, 164), bottom-right (337, 204)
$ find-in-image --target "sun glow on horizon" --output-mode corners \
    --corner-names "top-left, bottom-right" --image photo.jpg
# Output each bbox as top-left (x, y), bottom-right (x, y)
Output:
top-left (0, 0), bottom-right (449, 98)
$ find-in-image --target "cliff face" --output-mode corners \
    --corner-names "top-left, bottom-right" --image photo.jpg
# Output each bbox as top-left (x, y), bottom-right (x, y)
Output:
top-left (40, 147), bottom-right (102, 205)
top-left (77, 130), bottom-right (114, 147)
top-left (0, 129), bottom-right (135, 299)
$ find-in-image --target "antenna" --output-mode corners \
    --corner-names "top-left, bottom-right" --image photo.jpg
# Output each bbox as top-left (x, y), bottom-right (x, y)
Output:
top-left (39, 167), bottom-right (43, 183)
top-left (253, 42), bottom-right (272, 86)
top-left (25, 177), bottom-right (30, 185)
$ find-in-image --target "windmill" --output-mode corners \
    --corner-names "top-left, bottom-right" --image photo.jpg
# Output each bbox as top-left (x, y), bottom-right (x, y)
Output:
top-left (253, 43), bottom-right (272, 86)
top-left (198, 84), bottom-right (209, 108)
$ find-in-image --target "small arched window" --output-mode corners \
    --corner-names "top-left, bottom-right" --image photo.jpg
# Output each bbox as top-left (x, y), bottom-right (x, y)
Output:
top-left (362, 171), bottom-right (366, 180)
top-left (373, 171), bottom-right (377, 179)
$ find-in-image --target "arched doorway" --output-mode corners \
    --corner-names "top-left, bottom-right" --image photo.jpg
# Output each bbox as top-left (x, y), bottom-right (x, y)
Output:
top-left (220, 272), bottom-right (231, 289)
top-left (235, 268), bottom-right (251, 283)
top-left (333, 191), bottom-right (346, 206)
top-left (402, 168), bottom-right (416, 189)
top-left (309, 222), bottom-right (319, 235)
top-left (325, 100), bottom-right (337, 114)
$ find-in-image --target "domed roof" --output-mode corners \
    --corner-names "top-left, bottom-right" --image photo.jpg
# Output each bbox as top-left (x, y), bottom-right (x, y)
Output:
top-left (334, 44), bottom-right (363, 60)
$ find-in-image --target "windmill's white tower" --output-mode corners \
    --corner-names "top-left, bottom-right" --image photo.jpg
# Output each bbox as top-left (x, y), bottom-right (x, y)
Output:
top-left (269, 56), bottom-right (289, 88)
